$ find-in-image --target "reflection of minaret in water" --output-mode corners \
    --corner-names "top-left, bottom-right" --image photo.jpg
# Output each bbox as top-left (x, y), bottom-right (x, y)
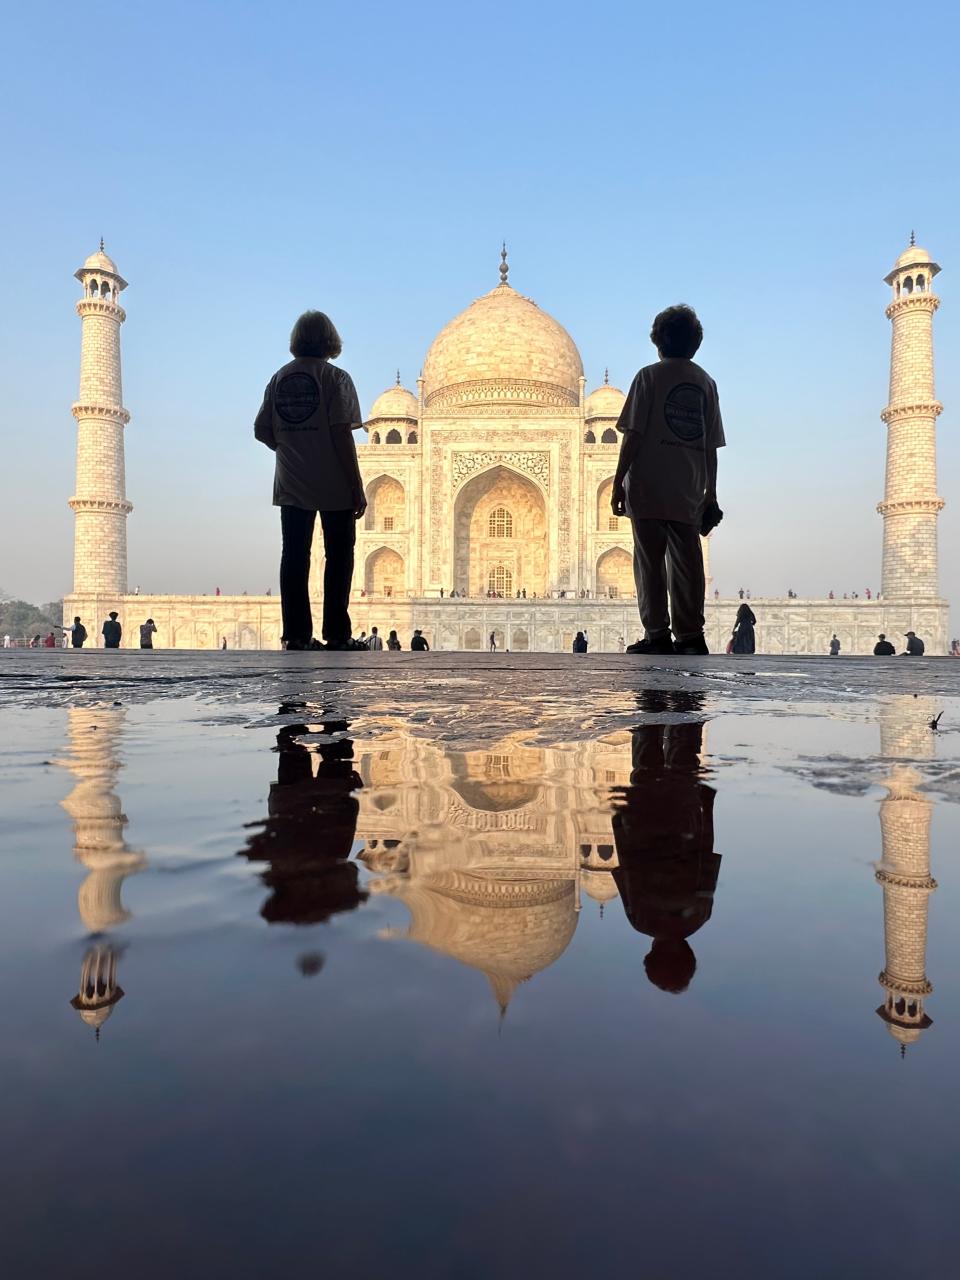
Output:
top-left (60, 707), bottom-right (145, 1036)
top-left (875, 699), bottom-right (937, 1054)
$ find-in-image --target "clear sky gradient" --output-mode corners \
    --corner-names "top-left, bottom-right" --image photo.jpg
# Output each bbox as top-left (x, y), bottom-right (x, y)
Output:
top-left (1, 0), bottom-right (957, 623)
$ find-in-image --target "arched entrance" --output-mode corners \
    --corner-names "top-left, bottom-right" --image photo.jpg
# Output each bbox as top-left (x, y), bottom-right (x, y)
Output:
top-left (596, 547), bottom-right (634, 599)
top-left (365, 547), bottom-right (405, 597)
top-left (453, 465), bottom-right (547, 597)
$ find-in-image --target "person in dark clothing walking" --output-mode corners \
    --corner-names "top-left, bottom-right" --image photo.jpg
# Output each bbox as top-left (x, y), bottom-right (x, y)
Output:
top-left (102, 612), bottom-right (122, 648)
top-left (255, 311), bottom-right (367, 651)
top-left (873, 633), bottom-right (896, 656)
top-left (730, 602), bottom-right (756, 654)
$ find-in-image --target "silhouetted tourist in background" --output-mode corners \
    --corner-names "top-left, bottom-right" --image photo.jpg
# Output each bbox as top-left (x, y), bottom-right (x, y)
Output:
top-left (903, 630), bottom-right (925, 656)
top-left (221, 636), bottom-right (228, 650)
top-left (387, 629), bottom-right (401, 651)
top-left (43, 632), bottom-right (56, 648)
top-left (255, 310), bottom-right (367, 651)
top-left (102, 612), bottom-right (122, 648)
top-left (139, 618), bottom-right (157, 649)
top-left (69, 616), bottom-right (87, 648)
top-left (573, 631), bottom-right (588, 653)
top-left (489, 631), bottom-right (497, 653)
top-left (411, 629), bottom-right (430, 651)
top-left (730, 602), bottom-right (756, 654)
top-left (612, 305), bottom-right (725, 656)
top-left (239, 712), bottom-right (367, 928)
top-left (367, 626), bottom-right (383, 651)
top-left (950, 638), bottom-right (960, 657)
top-left (829, 634), bottom-right (840, 656)
top-left (874, 633), bottom-right (896, 656)
top-left (611, 691), bottom-right (721, 994)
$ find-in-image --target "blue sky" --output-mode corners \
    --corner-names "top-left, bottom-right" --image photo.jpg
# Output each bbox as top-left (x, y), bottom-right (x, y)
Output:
top-left (1, 0), bottom-right (957, 621)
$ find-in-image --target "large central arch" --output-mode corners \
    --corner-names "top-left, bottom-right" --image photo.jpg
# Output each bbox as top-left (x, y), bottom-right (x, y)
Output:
top-left (453, 465), bottom-right (547, 596)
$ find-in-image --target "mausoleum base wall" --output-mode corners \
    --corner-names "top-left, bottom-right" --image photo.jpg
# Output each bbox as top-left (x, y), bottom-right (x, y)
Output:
top-left (64, 594), bottom-right (950, 655)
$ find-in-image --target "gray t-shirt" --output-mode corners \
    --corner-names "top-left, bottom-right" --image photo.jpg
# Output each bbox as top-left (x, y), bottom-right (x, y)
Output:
top-left (255, 357), bottom-right (362, 511)
top-left (617, 358), bottom-right (726, 524)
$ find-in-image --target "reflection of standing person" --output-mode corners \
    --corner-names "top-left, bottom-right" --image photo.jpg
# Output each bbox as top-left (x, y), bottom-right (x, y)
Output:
top-left (730, 603), bottom-right (756, 654)
top-left (139, 618), bottom-right (157, 649)
top-left (254, 310), bottom-right (367, 651)
top-left (239, 715), bottom-right (367, 928)
top-left (611, 692), bottom-right (721, 993)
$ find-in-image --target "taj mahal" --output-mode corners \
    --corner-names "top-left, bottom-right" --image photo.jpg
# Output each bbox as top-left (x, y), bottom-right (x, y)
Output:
top-left (64, 239), bottom-right (948, 652)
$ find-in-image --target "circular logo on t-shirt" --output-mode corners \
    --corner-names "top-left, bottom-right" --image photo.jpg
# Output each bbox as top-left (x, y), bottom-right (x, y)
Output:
top-left (275, 372), bottom-right (321, 424)
top-left (663, 383), bottom-right (706, 442)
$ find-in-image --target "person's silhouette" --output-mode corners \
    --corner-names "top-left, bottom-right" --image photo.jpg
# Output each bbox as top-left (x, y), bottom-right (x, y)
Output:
top-left (611, 690), bottom-right (721, 993)
top-left (239, 713), bottom-right (367, 926)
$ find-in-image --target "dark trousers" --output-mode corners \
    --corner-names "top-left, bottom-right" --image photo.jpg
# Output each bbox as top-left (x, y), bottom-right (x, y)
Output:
top-left (280, 506), bottom-right (355, 645)
top-left (631, 518), bottom-right (705, 642)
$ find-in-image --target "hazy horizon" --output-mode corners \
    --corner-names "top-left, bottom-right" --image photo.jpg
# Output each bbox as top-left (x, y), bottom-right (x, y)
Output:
top-left (1, 0), bottom-right (957, 628)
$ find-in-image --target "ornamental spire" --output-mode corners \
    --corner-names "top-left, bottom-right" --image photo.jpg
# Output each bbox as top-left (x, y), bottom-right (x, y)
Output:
top-left (100, 236), bottom-right (105, 252)
top-left (396, 369), bottom-right (401, 386)
top-left (499, 241), bottom-right (509, 286)
top-left (604, 367), bottom-right (609, 385)
top-left (910, 229), bottom-right (916, 247)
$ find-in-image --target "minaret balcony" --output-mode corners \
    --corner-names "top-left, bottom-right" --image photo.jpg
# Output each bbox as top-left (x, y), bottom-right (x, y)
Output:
top-left (68, 496), bottom-right (134, 515)
top-left (880, 401), bottom-right (943, 424)
top-left (885, 294), bottom-right (940, 320)
top-left (76, 297), bottom-right (126, 322)
top-left (71, 402), bottom-right (131, 425)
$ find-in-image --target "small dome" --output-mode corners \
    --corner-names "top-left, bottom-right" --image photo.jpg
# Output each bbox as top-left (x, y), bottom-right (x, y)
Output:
top-left (895, 244), bottom-right (932, 268)
top-left (581, 868), bottom-right (620, 904)
top-left (82, 248), bottom-right (120, 274)
top-left (368, 381), bottom-right (418, 422)
top-left (585, 379), bottom-right (626, 421)
top-left (422, 276), bottom-right (583, 412)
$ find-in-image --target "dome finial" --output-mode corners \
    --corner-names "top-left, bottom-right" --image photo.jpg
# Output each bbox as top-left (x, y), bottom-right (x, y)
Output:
top-left (499, 241), bottom-right (509, 286)
top-left (99, 236), bottom-right (105, 252)
top-left (910, 229), bottom-right (916, 247)
top-left (604, 367), bottom-right (609, 385)
top-left (396, 368), bottom-right (401, 386)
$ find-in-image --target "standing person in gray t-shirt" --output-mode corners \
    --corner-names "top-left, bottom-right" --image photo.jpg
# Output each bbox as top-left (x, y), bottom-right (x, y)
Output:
top-left (255, 312), bottom-right (367, 651)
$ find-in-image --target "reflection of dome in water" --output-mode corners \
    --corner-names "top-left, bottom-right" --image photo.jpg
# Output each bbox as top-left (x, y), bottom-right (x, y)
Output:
top-left (581, 868), bottom-right (619, 904)
top-left (422, 255), bottom-right (583, 412)
top-left (377, 870), bottom-right (577, 1011)
top-left (449, 746), bottom-right (545, 812)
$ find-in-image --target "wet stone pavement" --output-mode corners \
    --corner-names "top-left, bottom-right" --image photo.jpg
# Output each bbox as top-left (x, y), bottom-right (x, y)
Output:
top-left (1, 651), bottom-right (959, 1278)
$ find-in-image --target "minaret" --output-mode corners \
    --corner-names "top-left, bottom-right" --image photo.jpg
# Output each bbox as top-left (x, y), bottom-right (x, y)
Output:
top-left (874, 699), bottom-right (937, 1053)
top-left (878, 236), bottom-right (944, 599)
top-left (69, 242), bottom-right (133, 597)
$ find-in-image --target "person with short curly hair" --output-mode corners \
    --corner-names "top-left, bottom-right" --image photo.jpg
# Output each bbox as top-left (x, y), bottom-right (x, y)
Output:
top-left (255, 310), bottom-right (368, 651)
top-left (612, 304), bottom-right (726, 656)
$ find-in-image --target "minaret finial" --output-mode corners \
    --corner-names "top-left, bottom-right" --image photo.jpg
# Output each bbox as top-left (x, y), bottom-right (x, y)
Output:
top-left (604, 367), bottom-right (609, 386)
top-left (396, 369), bottom-right (401, 386)
top-left (100, 236), bottom-right (105, 252)
top-left (910, 229), bottom-right (916, 247)
top-left (499, 241), bottom-right (509, 286)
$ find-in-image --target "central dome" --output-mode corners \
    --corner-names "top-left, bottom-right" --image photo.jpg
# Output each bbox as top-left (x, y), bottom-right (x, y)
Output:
top-left (422, 278), bottom-right (583, 413)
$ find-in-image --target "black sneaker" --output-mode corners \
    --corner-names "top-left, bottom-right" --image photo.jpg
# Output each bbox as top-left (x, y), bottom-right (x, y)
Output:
top-left (625, 636), bottom-right (675, 655)
top-left (674, 634), bottom-right (709, 656)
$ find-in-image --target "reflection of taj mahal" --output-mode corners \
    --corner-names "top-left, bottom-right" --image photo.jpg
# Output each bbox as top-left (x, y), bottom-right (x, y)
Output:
top-left (64, 238), bottom-right (948, 651)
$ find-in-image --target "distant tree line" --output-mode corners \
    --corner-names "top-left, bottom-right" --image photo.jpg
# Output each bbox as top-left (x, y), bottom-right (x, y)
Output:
top-left (0, 592), bottom-right (64, 644)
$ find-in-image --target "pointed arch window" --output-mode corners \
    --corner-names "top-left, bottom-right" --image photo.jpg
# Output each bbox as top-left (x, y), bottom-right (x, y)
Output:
top-left (488, 507), bottom-right (513, 538)
top-left (488, 565), bottom-right (513, 596)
